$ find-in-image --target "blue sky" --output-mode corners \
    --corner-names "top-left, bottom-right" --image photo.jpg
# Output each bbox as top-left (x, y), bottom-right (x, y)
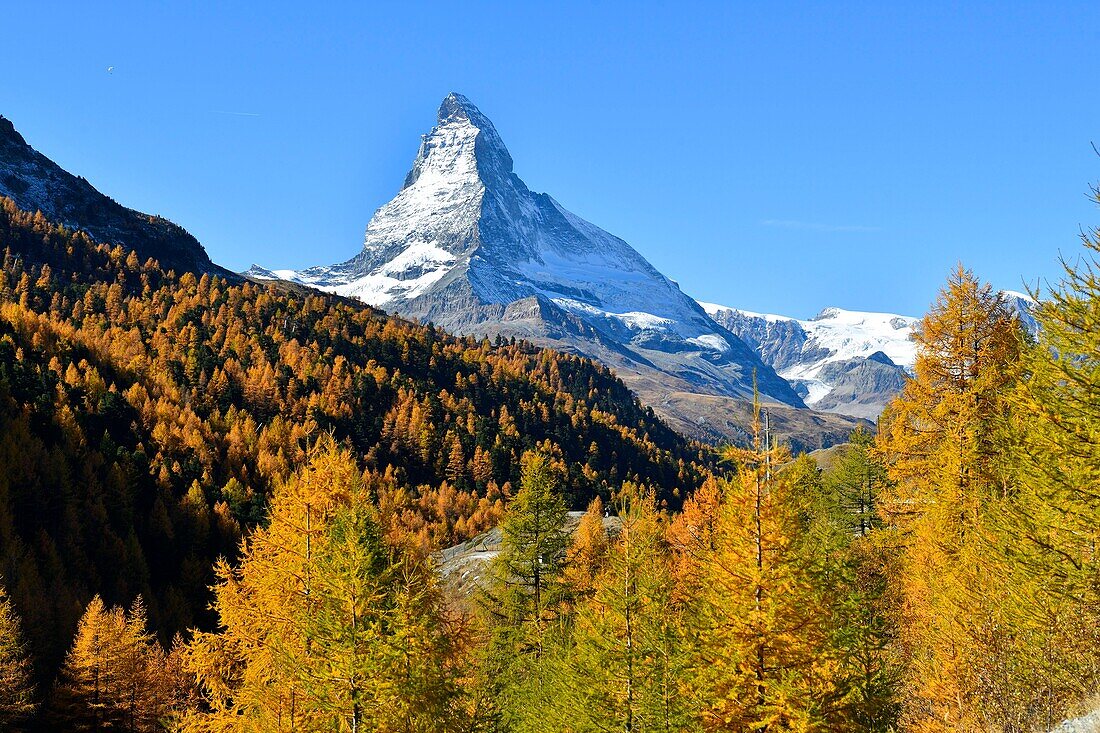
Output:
top-left (2, 1), bottom-right (1097, 317)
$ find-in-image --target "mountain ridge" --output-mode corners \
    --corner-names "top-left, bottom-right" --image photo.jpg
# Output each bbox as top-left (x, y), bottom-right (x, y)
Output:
top-left (704, 290), bottom-right (1039, 420)
top-left (0, 115), bottom-right (230, 278)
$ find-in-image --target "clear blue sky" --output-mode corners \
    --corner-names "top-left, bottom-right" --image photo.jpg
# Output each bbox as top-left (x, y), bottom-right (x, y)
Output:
top-left (2, 2), bottom-right (1097, 317)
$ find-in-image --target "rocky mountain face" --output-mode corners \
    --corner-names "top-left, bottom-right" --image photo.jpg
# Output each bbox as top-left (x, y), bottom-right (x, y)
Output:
top-left (248, 93), bottom-right (837, 445)
top-left (702, 303), bottom-right (917, 421)
top-left (811, 352), bottom-right (909, 417)
top-left (0, 115), bottom-right (226, 277)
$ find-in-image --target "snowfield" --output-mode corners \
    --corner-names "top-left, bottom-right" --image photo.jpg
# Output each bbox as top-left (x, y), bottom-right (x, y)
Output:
top-left (700, 302), bottom-right (919, 375)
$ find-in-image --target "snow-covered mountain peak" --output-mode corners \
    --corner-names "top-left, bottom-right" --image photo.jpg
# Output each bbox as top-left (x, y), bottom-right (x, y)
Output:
top-left (255, 93), bottom-right (713, 324)
top-left (437, 92), bottom-right (501, 139)
top-left (247, 94), bottom-right (805, 422)
top-left (704, 290), bottom-right (1040, 422)
top-left (439, 91), bottom-right (478, 119)
top-left (401, 93), bottom-right (512, 192)
top-left (702, 303), bottom-right (919, 365)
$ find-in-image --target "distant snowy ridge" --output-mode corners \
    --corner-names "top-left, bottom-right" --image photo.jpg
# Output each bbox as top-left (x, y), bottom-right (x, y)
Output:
top-left (1001, 289), bottom-right (1040, 334)
top-left (701, 302), bottom-right (916, 419)
top-left (702, 289), bottom-right (1039, 421)
top-left (699, 302), bottom-right (919, 368)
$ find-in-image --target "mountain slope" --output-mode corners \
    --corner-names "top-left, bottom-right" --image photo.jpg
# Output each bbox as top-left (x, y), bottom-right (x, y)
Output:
top-left (0, 115), bottom-right (226, 277)
top-left (702, 303), bottom-right (917, 420)
top-left (248, 93), bottom-right (812, 444)
top-left (0, 195), bottom-right (710, 677)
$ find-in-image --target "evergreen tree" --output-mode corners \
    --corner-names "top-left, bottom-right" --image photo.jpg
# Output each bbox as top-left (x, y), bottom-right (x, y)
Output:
top-left (822, 428), bottom-right (886, 539)
top-left (689, 401), bottom-right (840, 731)
top-left (486, 452), bottom-right (569, 650)
top-left (876, 266), bottom-right (1023, 731)
top-left (479, 451), bottom-right (569, 731)
top-left (802, 437), bottom-right (899, 731)
top-left (302, 501), bottom-right (463, 731)
top-left (0, 585), bottom-right (35, 728)
top-left (293, 497), bottom-right (392, 731)
top-left (994, 192), bottom-right (1100, 724)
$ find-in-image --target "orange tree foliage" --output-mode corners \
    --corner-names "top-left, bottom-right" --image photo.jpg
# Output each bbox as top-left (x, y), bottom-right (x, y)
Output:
top-left (876, 266), bottom-right (1024, 731)
top-left (685, 420), bottom-right (842, 732)
top-left (47, 595), bottom-right (189, 732)
top-left (0, 197), bottom-right (709, 677)
top-left (181, 438), bottom-right (465, 732)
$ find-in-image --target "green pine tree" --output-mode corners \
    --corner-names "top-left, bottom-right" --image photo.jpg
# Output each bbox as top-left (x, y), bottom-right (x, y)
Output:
top-left (479, 451), bottom-right (570, 732)
top-left (994, 190), bottom-right (1100, 724)
top-left (801, 437), bottom-right (900, 731)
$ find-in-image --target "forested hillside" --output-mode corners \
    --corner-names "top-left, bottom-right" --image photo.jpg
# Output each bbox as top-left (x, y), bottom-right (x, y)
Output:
top-left (0, 116), bottom-right (228, 278)
top-left (0, 197), bottom-right (708, 684)
top-left (0, 184), bottom-right (1098, 732)
top-left (169, 193), bottom-right (1097, 732)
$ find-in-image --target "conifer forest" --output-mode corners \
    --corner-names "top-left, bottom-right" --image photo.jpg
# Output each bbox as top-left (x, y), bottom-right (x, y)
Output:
top-left (0, 183), bottom-right (1096, 731)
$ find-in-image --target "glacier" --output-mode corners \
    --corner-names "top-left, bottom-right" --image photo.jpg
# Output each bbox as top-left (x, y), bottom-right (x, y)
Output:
top-left (702, 303), bottom-right (917, 420)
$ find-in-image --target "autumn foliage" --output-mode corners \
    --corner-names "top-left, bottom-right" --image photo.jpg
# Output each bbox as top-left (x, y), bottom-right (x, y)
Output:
top-left (0, 196), bottom-right (707, 682)
top-left (0, 183), bottom-right (1099, 732)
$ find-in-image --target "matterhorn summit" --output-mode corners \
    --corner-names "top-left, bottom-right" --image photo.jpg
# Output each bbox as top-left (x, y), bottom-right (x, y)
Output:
top-left (246, 93), bottom-right (841, 444)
